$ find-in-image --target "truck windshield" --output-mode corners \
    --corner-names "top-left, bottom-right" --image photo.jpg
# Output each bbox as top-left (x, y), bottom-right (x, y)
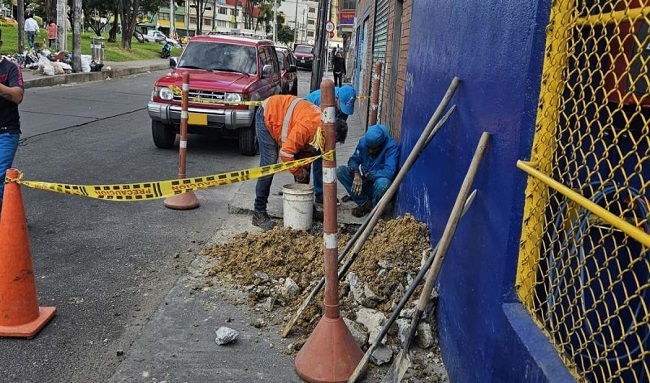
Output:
top-left (178, 42), bottom-right (258, 75)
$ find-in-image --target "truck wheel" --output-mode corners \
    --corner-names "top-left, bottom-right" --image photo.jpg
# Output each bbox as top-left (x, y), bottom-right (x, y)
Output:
top-left (152, 120), bottom-right (176, 149)
top-left (239, 123), bottom-right (258, 156)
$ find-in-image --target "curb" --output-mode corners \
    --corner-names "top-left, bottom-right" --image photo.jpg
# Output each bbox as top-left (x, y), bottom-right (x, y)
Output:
top-left (23, 62), bottom-right (170, 89)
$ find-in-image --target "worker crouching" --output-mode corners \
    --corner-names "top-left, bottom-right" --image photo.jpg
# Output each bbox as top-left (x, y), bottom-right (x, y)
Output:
top-left (337, 124), bottom-right (399, 217)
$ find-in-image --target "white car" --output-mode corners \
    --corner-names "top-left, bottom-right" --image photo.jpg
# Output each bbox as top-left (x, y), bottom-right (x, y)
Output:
top-left (143, 31), bottom-right (178, 46)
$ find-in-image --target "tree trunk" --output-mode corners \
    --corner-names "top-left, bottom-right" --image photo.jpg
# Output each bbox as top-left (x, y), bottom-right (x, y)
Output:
top-left (109, 5), bottom-right (119, 43)
top-left (73, 0), bottom-right (82, 72)
top-left (46, 0), bottom-right (57, 25)
top-left (120, 0), bottom-right (141, 50)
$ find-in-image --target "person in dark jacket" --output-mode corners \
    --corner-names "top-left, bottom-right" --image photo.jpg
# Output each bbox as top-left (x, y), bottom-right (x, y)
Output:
top-left (337, 124), bottom-right (399, 217)
top-left (332, 50), bottom-right (346, 87)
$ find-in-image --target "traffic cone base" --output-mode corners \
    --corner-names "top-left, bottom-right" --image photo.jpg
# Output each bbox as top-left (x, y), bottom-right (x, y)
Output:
top-left (295, 316), bottom-right (364, 383)
top-left (164, 191), bottom-right (200, 210)
top-left (0, 306), bottom-right (56, 338)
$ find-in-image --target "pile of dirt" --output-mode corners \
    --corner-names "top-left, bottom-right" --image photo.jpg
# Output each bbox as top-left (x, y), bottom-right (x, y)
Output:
top-left (201, 213), bottom-right (447, 381)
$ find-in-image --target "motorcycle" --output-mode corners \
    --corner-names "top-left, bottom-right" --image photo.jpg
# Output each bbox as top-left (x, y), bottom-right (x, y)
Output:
top-left (161, 42), bottom-right (172, 59)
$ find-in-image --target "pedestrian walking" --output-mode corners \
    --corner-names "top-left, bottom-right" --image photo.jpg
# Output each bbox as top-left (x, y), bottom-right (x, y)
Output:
top-left (46, 20), bottom-right (57, 49)
top-left (337, 124), bottom-right (399, 217)
top-left (333, 50), bottom-right (346, 87)
top-left (0, 30), bottom-right (25, 215)
top-left (252, 95), bottom-right (347, 230)
top-left (24, 14), bottom-right (40, 49)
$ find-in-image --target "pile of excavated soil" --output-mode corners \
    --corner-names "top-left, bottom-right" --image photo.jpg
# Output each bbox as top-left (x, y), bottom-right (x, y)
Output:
top-left (201, 214), bottom-right (447, 382)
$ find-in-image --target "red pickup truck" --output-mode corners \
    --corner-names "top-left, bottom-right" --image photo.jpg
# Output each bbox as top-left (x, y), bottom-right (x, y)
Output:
top-left (147, 34), bottom-right (282, 155)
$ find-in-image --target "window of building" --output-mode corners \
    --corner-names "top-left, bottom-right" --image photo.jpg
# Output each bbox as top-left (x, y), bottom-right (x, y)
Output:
top-left (159, 13), bottom-right (169, 21)
top-left (307, 19), bottom-right (315, 25)
top-left (204, 18), bottom-right (211, 26)
top-left (307, 31), bottom-right (314, 37)
top-left (309, 7), bottom-right (316, 13)
top-left (342, 0), bottom-right (355, 10)
top-left (190, 16), bottom-right (197, 24)
top-left (219, 7), bottom-right (227, 15)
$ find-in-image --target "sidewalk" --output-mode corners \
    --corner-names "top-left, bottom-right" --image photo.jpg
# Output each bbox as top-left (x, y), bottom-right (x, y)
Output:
top-left (21, 60), bottom-right (373, 381)
top-left (21, 58), bottom-right (171, 89)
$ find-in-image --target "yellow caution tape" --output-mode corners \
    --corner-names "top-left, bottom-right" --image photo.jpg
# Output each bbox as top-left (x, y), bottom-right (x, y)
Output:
top-left (168, 85), bottom-right (262, 106)
top-left (13, 151), bottom-right (333, 202)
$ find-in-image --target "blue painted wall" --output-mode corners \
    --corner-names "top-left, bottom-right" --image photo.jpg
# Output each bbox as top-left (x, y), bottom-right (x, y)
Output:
top-left (395, 0), bottom-right (575, 381)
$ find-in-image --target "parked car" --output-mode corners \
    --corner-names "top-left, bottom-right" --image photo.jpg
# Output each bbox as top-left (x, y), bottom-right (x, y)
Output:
top-left (148, 34), bottom-right (282, 155)
top-left (275, 46), bottom-right (298, 95)
top-left (143, 30), bottom-right (179, 46)
top-left (294, 44), bottom-right (314, 69)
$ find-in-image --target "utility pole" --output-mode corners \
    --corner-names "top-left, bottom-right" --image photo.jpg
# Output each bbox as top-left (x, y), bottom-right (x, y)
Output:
top-left (211, 0), bottom-right (216, 31)
top-left (293, 0), bottom-right (299, 45)
top-left (17, 0), bottom-right (24, 53)
top-left (72, 0), bottom-right (81, 72)
top-left (310, 0), bottom-right (330, 92)
top-left (170, 0), bottom-right (175, 37)
top-left (273, 0), bottom-right (277, 42)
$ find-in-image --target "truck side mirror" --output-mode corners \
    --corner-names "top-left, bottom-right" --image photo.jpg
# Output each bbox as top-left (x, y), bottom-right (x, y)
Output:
top-left (170, 57), bottom-right (178, 69)
top-left (288, 64), bottom-right (297, 73)
top-left (262, 64), bottom-right (274, 78)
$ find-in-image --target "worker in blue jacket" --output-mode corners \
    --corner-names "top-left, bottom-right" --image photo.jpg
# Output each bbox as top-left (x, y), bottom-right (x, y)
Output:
top-left (303, 85), bottom-right (356, 204)
top-left (337, 124), bottom-right (399, 217)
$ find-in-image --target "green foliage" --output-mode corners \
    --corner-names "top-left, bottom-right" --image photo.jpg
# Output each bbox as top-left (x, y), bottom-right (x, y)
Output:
top-left (0, 24), bottom-right (180, 60)
top-left (277, 24), bottom-right (293, 44)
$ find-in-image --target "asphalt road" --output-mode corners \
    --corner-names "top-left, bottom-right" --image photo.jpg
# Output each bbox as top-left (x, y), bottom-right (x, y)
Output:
top-left (0, 70), bottom-right (317, 382)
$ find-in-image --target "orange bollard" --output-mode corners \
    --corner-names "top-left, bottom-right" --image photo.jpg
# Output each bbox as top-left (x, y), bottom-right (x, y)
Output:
top-left (295, 80), bottom-right (364, 382)
top-left (0, 168), bottom-right (56, 338)
top-left (164, 71), bottom-right (200, 210)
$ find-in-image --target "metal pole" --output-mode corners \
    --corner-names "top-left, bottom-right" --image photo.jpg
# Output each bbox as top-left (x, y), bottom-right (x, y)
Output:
top-left (273, 0), bottom-right (277, 42)
top-left (211, 0), bottom-right (216, 31)
top-left (17, 0), bottom-right (24, 53)
top-left (170, 0), bottom-right (176, 37)
top-left (369, 61), bottom-right (382, 126)
top-left (72, 0), bottom-right (81, 72)
top-left (56, 0), bottom-right (66, 51)
top-left (293, 0), bottom-right (299, 44)
top-left (310, 0), bottom-right (330, 92)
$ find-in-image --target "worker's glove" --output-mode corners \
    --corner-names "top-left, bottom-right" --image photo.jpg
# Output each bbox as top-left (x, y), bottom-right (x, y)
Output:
top-left (358, 165), bottom-right (366, 178)
top-left (294, 167), bottom-right (310, 184)
top-left (352, 172), bottom-right (363, 196)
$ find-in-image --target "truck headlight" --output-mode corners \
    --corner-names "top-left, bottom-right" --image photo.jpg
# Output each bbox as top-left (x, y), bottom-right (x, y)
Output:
top-left (225, 93), bottom-right (242, 102)
top-left (158, 87), bottom-right (174, 101)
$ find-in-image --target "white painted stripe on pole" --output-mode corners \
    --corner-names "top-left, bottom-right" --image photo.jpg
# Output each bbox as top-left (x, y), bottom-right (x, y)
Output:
top-left (323, 168), bottom-right (337, 183)
top-left (181, 111), bottom-right (188, 119)
top-left (182, 83), bottom-right (190, 91)
top-left (371, 104), bottom-right (378, 111)
top-left (179, 140), bottom-right (187, 148)
top-left (324, 233), bottom-right (338, 249)
top-left (321, 107), bottom-right (336, 123)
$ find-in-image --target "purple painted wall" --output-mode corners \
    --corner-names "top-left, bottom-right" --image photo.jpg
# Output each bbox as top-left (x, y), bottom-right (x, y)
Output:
top-left (395, 1), bottom-right (575, 381)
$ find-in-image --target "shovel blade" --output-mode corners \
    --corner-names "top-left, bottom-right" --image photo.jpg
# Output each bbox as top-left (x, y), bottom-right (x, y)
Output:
top-left (381, 350), bottom-right (411, 383)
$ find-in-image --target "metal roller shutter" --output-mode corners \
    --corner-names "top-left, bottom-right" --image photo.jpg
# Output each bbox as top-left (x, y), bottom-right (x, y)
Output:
top-left (370, 0), bottom-right (389, 124)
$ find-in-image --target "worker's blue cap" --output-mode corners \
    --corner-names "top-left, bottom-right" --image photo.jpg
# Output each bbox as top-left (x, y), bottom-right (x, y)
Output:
top-left (338, 85), bottom-right (356, 116)
top-left (366, 124), bottom-right (388, 149)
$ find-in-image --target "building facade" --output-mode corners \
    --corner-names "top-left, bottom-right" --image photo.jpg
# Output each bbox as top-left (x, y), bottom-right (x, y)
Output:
top-left (348, 0), bottom-right (649, 381)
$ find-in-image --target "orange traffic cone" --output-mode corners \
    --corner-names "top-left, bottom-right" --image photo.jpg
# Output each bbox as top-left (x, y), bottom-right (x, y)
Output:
top-left (0, 168), bottom-right (55, 338)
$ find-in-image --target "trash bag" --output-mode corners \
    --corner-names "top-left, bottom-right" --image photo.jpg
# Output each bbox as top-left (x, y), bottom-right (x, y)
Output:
top-left (80, 55), bottom-right (91, 73)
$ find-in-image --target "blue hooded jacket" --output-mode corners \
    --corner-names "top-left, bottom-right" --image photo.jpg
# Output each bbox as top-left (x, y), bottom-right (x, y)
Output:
top-left (348, 124), bottom-right (399, 182)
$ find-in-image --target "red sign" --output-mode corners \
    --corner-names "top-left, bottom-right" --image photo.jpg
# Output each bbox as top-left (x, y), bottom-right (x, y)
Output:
top-left (329, 31), bottom-right (334, 38)
top-left (339, 11), bottom-right (355, 26)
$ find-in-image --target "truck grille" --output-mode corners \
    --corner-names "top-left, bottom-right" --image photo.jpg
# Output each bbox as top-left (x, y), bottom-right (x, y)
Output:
top-left (174, 90), bottom-right (226, 103)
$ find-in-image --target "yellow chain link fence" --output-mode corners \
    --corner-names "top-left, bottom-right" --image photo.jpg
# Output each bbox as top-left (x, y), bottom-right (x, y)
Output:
top-left (515, 0), bottom-right (650, 381)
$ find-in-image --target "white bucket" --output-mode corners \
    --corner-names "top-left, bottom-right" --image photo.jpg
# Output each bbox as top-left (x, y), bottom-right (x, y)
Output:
top-left (282, 183), bottom-right (314, 231)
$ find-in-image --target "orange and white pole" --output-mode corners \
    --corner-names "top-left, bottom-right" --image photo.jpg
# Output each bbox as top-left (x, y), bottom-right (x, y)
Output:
top-left (295, 80), bottom-right (363, 383)
top-left (164, 72), bottom-right (200, 210)
top-left (369, 61), bottom-right (382, 126)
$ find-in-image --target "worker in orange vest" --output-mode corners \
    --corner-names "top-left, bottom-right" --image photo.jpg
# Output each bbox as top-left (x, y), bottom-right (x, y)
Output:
top-left (252, 94), bottom-right (347, 230)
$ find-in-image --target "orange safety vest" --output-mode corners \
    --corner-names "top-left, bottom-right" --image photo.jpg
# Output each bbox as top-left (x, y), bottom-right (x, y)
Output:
top-left (263, 95), bottom-right (321, 174)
